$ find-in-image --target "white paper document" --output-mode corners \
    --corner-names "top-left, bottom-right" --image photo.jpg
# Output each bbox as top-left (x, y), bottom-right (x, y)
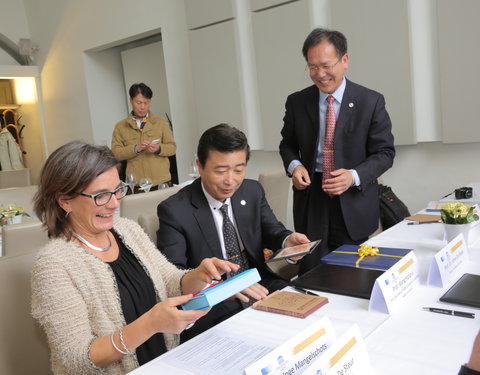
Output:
top-left (152, 327), bottom-right (275, 375)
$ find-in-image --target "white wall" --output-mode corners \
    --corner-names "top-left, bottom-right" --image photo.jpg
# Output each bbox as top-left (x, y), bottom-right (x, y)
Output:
top-left (239, 0), bottom-right (480, 215)
top-left (21, 0), bottom-right (198, 182)
top-left (0, 1), bottom-right (45, 182)
top-left (0, 0), bottom-right (477, 217)
top-left (83, 47), bottom-right (126, 147)
top-left (0, 0), bottom-right (30, 65)
top-left (383, 142), bottom-right (480, 213)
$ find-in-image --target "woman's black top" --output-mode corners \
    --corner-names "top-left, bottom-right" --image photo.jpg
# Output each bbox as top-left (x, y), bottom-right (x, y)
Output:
top-left (108, 230), bottom-right (167, 366)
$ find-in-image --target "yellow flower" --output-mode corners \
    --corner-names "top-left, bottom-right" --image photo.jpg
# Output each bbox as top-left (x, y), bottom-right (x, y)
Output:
top-left (0, 204), bottom-right (30, 222)
top-left (441, 202), bottom-right (478, 224)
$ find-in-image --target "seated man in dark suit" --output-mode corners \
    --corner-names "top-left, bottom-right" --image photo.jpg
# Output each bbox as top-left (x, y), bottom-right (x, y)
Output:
top-left (157, 123), bottom-right (309, 341)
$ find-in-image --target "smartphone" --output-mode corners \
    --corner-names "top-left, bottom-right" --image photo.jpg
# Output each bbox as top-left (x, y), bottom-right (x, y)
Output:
top-left (150, 138), bottom-right (160, 145)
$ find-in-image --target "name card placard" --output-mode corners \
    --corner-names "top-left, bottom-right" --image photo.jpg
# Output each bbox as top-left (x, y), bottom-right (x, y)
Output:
top-left (302, 324), bottom-right (372, 375)
top-left (369, 250), bottom-right (420, 314)
top-left (244, 316), bottom-right (335, 375)
top-left (425, 201), bottom-right (447, 212)
top-left (428, 233), bottom-right (469, 288)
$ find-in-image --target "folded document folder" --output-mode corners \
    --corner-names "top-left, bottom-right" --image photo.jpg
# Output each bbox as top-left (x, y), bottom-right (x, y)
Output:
top-left (181, 268), bottom-right (261, 310)
top-left (440, 273), bottom-right (480, 308)
top-left (292, 263), bottom-right (383, 299)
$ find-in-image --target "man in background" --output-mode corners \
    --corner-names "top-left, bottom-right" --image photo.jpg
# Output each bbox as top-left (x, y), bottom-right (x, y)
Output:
top-left (279, 28), bottom-right (395, 274)
top-left (112, 82), bottom-right (176, 191)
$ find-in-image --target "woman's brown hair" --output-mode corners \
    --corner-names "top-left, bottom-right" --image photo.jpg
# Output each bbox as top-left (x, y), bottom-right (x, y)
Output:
top-left (34, 141), bottom-right (118, 239)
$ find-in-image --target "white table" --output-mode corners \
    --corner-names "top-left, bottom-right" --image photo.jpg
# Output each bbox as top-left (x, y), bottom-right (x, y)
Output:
top-left (129, 210), bottom-right (480, 375)
top-left (363, 214), bottom-right (480, 374)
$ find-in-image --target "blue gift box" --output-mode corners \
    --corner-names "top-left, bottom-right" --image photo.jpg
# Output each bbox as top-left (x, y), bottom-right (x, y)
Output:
top-left (321, 245), bottom-right (412, 271)
top-left (181, 268), bottom-right (261, 310)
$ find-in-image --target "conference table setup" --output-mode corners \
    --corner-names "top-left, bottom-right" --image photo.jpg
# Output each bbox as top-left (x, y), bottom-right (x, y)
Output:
top-left (129, 195), bottom-right (480, 375)
top-left (361, 209), bottom-right (480, 374)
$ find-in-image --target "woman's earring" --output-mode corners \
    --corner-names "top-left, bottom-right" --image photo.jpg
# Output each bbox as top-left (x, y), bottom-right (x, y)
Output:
top-left (65, 211), bottom-right (71, 218)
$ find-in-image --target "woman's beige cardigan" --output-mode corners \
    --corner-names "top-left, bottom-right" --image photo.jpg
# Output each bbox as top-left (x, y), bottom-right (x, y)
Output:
top-left (31, 217), bottom-right (188, 375)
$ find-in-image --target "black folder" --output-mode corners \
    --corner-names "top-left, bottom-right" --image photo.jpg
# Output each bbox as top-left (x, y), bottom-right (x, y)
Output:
top-left (292, 262), bottom-right (384, 299)
top-left (440, 273), bottom-right (480, 308)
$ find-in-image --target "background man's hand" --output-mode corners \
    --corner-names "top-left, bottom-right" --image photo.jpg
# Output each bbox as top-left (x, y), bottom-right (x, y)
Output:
top-left (146, 142), bottom-right (161, 154)
top-left (292, 165), bottom-right (311, 190)
top-left (322, 168), bottom-right (354, 196)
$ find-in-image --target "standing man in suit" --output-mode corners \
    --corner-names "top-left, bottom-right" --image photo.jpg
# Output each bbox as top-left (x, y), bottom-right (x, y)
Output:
top-left (279, 28), bottom-right (395, 274)
top-left (157, 123), bottom-right (309, 341)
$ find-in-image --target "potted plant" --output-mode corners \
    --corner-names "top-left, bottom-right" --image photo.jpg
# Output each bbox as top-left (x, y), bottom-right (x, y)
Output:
top-left (0, 204), bottom-right (30, 226)
top-left (440, 202), bottom-right (479, 244)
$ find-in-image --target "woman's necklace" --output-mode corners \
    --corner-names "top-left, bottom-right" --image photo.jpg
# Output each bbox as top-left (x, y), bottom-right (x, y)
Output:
top-left (72, 231), bottom-right (112, 252)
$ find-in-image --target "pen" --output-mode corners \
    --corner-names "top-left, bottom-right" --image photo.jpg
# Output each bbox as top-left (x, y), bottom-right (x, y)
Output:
top-left (407, 220), bottom-right (441, 225)
top-left (422, 307), bottom-right (475, 319)
top-left (291, 286), bottom-right (320, 296)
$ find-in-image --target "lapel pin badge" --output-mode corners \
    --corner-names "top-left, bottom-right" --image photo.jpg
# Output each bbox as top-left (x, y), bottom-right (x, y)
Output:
top-left (240, 200), bottom-right (246, 206)
top-left (349, 102), bottom-right (354, 108)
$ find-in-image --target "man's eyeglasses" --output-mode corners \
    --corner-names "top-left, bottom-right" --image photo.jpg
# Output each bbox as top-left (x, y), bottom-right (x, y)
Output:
top-left (76, 184), bottom-right (129, 206)
top-left (306, 57), bottom-right (342, 73)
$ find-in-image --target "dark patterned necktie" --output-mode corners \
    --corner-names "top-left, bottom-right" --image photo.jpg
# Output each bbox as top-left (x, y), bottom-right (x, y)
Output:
top-left (219, 204), bottom-right (250, 275)
top-left (220, 204), bottom-right (252, 308)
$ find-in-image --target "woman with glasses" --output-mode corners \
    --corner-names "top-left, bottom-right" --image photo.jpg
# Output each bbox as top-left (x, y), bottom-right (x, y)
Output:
top-left (31, 141), bottom-right (238, 375)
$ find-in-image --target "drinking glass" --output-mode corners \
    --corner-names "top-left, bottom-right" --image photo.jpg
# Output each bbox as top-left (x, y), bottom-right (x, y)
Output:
top-left (158, 183), bottom-right (170, 190)
top-left (139, 177), bottom-right (153, 193)
top-left (189, 156), bottom-right (199, 179)
top-left (125, 174), bottom-right (136, 194)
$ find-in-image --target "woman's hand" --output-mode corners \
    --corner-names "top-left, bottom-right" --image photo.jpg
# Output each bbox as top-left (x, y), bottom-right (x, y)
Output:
top-left (181, 257), bottom-right (239, 294)
top-left (146, 294), bottom-right (210, 334)
top-left (91, 294), bottom-right (209, 368)
top-left (92, 259), bottom-right (239, 367)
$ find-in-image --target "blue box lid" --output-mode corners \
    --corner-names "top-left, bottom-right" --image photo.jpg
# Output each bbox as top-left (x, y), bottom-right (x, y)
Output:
top-left (181, 268), bottom-right (261, 310)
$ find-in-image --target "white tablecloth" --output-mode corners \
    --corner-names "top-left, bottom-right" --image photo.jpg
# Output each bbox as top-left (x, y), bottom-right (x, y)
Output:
top-left (130, 209), bottom-right (480, 375)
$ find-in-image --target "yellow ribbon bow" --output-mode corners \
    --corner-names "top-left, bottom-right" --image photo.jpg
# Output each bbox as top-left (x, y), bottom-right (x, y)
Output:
top-left (356, 244), bottom-right (379, 267)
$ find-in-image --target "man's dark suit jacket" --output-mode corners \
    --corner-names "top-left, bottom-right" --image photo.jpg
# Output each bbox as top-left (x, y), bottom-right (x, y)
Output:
top-left (279, 79), bottom-right (395, 241)
top-left (156, 177), bottom-right (291, 340)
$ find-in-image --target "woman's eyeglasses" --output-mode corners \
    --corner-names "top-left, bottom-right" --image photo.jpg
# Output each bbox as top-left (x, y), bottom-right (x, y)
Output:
top-left (76, 184), bottom-right (128, 206)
